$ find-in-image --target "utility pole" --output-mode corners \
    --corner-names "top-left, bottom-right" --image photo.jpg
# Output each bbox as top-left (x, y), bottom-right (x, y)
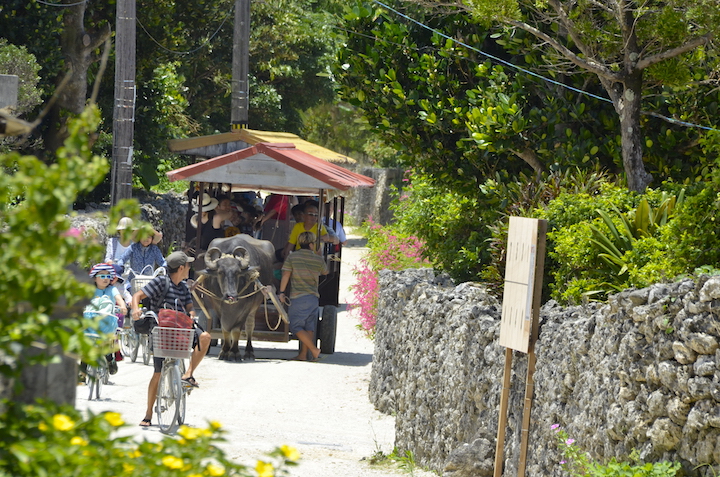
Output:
top-left (111, 0), bottom-right (136, 205)
top-left (231, 0), bottom-right (250, 130)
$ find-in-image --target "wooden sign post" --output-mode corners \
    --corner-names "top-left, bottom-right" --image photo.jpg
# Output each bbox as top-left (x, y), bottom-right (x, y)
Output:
top-left (494, 217), bottom-right (547, 477)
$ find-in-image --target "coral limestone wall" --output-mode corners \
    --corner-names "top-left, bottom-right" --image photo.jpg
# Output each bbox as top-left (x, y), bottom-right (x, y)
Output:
top-left (371, 269), bottom-right (720, 477)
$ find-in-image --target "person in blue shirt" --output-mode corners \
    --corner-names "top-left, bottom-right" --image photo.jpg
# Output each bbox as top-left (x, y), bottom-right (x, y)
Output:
top-left (117, 231), bottom-right (167, 285)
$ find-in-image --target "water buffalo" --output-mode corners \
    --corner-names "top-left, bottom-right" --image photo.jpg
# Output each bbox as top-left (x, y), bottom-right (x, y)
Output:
top-left (198, 234), bottom-right (275, 361)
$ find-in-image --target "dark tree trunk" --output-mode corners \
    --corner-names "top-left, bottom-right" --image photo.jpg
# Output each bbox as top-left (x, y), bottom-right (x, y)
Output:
top-left (45, 0), bottom-right (111, 154)
top-left (615, 72), bottom-right (652, 192)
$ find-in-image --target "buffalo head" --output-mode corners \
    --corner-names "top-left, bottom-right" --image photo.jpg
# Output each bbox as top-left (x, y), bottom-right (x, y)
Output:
top-left (204, 246), bottom-right (258, 304)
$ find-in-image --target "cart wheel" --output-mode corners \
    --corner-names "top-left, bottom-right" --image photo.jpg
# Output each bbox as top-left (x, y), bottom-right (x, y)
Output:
top-left (318, 305), bottom-right (337, 354)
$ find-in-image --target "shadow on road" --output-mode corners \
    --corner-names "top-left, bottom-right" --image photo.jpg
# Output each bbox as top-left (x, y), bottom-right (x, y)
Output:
top-left (343, 237), bottom-right (368, 248)
top-left (204, 348), bottom-right (373, 367)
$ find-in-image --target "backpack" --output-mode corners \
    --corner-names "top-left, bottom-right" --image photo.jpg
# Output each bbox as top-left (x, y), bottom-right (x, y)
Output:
top-left (84, 295), bottom-right (118, 335)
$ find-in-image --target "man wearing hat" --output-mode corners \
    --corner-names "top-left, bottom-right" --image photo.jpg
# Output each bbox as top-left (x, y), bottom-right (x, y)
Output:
top-left (131, 251), bottom-right (211, 427)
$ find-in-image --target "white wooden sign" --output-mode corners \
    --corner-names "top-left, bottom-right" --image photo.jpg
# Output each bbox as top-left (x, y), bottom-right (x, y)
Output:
top-left (499, 217), bottom-right (543, 353)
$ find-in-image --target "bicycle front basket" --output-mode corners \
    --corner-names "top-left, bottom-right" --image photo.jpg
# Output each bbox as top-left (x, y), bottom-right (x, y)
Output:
top-left (152, 327), bottom-right (193, 359)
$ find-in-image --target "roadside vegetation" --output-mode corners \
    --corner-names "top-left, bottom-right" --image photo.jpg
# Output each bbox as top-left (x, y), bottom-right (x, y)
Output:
top-left (0, 107), bottom-right (299, 476)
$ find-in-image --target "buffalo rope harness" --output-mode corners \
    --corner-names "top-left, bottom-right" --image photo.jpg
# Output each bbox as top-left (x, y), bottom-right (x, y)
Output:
top-left (191, 264), bottom-right (287, 331)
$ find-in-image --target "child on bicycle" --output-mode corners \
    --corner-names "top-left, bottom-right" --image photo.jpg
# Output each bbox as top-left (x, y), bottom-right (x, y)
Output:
top-left (87, 263), bottom-right (128, 375)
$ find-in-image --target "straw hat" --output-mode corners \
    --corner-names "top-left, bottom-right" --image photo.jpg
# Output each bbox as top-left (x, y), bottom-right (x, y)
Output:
top-left (116, 217), bottom-right (134, 230)
top-left (194, 193), bottom-right (218, 212)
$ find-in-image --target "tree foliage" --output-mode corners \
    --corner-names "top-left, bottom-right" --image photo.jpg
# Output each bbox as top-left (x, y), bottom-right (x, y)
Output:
top-left (453, 0), bottom-right (720, 191)
top-left (0, 0), bottom-right (346, 191)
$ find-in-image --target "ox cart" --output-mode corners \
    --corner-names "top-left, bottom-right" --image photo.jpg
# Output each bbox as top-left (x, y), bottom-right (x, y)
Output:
top-left (166, 141), bottom-right (375, 356)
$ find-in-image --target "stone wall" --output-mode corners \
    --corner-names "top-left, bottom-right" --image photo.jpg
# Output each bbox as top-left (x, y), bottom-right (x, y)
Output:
top-left (344, 167), bottom-right (404, 225)
top-left (371, 268), bottom-right (720, 477)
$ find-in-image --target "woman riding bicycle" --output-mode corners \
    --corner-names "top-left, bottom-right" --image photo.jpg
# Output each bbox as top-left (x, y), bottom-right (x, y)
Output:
top-left (130, 251), bottom-right (211, 427)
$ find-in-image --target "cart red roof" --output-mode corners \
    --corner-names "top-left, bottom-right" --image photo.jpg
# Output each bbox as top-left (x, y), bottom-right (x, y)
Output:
top-left (166, 142), bottom-right (375, 195)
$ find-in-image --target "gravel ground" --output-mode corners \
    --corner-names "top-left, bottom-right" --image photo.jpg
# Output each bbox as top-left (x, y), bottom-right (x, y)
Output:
top-left (76, 230), bottom-right (437, 477)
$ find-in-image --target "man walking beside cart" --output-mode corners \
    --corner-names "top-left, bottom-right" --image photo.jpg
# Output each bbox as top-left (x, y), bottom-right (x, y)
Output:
top-left (279, 231), bottom-right (328, 361)
top-left (131, 251), bottom-right (211, 427)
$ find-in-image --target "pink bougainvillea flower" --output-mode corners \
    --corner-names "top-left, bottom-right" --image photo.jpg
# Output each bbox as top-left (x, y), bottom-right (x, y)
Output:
top-left (63, 227), bottom-right (83, 238)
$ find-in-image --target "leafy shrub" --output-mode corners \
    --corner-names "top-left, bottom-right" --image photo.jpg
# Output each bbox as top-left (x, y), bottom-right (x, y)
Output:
top-left (349, 218), bottom-right (431, 337)
top-left (0, 400), bottom-right (298, 476)
top-left (540, 182), bottom-right (713, 303)
top-left (390, 172), bottom-right (495, 283)
top-left (551, 424), bottom-right (680, 477)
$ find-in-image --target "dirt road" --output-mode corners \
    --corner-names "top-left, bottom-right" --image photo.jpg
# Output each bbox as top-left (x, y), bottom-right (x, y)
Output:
top-left (77, 233), bottom-right (434, 476)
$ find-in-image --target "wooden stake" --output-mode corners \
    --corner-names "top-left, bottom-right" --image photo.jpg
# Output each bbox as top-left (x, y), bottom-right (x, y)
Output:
top-left (494, 347), bottom-right (513, 477)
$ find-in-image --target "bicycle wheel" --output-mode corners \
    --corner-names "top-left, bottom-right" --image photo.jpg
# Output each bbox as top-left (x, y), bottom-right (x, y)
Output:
top-left (129, 328), bottom-right (139, 362)
top-left (87, 362), bottom-right (103, 400)
top-left (177, 360), bottom-right (187, 426)
top-left (86, 364), bottom-right (97, 400)
top-left (101, 359), bottom-right (109, 385)
top-left (119, 329), bottom-right (134, 358)
top-left (142, 334), bottom-right (151, 366)
top-left (156, 362), bottom-right (181, 434)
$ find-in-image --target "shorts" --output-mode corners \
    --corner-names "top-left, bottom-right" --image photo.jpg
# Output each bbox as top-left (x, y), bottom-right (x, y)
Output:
top-left (152, 326), bottom-right (204, 373)
top-left (288, 294), bottom-right (319, 335)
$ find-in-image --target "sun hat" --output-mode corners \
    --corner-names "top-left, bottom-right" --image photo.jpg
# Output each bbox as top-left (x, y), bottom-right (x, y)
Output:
top-left (89, 263), bottom-right (116, 278)
top-left (110, 263), bottom-right (125, 284)
top-left (116, 217), bottom-right (134, 230)
top-left (194, 193), bottom-right (219, 212)
top-left (189, 213), bottom-right (205, 229)
top-left (166, 251), bottom-right (195, 269)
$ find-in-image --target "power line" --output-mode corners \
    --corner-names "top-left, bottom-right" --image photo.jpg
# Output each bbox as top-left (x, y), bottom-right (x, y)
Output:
top-left (372, 0), bottom-right (720, 133)
top-left (136, 4), bottom-right (234, 56)
top-left (35, 0), bottom-right (88, 6)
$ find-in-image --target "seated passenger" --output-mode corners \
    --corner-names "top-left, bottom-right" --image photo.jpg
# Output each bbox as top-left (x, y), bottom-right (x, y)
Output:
top-left (281, 201), bottom-right (338, 260)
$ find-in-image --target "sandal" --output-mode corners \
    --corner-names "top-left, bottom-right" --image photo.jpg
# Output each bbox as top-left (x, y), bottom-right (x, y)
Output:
top-left (182, 376), bottom-right (199, 388)
top-left (139, 418), bottom-right (151, 427)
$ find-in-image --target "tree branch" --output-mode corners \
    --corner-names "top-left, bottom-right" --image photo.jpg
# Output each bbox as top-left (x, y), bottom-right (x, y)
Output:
top-left (505, 18), bottom-right (623, 82)
top-left (636, 33), bottom-right (714, 70)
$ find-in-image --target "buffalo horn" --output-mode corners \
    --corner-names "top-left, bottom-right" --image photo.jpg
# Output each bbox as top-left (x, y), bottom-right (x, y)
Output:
top-left (205, 247), bottom-right (222, 269)
top-left (232, 246), bottom-right (250, 269)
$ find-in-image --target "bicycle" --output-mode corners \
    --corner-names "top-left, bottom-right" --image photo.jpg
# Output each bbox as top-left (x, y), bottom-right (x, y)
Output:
top-left (151, 322), bottom-right (195, 434)
top-left (83, 333), bottom-right (110, 401)
top-left (117, 319), bottom-right (140, 362)
top-left (129, 266), bottom-right (167, 366)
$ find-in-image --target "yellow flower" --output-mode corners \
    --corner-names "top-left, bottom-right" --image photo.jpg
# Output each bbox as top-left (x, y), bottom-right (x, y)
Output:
top-left (104, 412), bottom-right (125, 427)
top-left (209, 420), bottom-right (222, 430)
top-left (70, 436), bottom-right (88, 446)
top-left (178, 425), bottom-right (203, 440)
top-left (52, 414), bottom-right (75, 431)
top-left (255, 461), bottom-right (274, 477)
top-left (206, 463), bottom-right (226, 476)
top-left (38, 422), bottom-right (48, 432)
top-left (188, 474), bottom-right (202, 477)
top-left (162, 455), bottom-right (184, 469)
top-left (279, 445), bottom-right (300, 462)
top-left (127, 449), bottom-right (142, 459)
top-left (122, 463), bottom-right (135, 474)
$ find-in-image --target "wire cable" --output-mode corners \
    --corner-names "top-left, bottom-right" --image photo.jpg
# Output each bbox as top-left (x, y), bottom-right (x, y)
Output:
top-left (35, 0), bottom-right (88, 6)
top-left (136, 3), bottom-right (234, 56)
top-left (372, 0), bottom-right (720, 133)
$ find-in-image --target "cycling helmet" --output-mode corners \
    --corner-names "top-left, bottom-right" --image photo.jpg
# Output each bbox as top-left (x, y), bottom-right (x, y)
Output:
top-left (89, 263), bottom-right (116, 278)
